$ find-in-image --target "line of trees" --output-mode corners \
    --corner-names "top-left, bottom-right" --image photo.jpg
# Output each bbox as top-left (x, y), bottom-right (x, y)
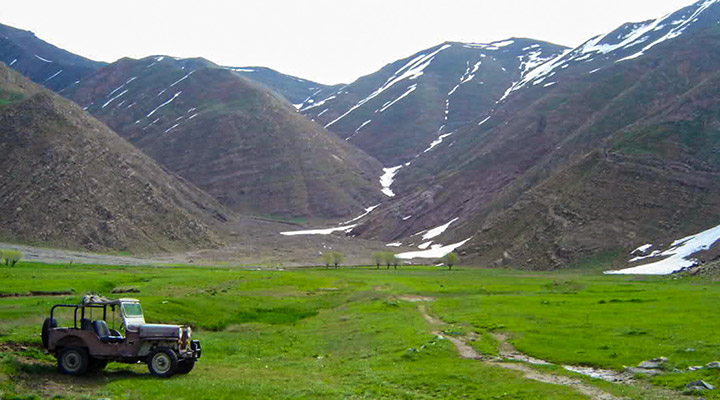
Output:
top-left (0, 249), bottom-right (23, 267)
top-left (372, 252), bottom-right (400, 269)
top-left (316, 250), bottom-right (459, 270)
top-left (321, 251), bottom-right (345, 269)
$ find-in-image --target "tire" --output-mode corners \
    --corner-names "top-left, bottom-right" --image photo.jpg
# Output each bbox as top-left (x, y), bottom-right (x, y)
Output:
top-left (147, 348), bottom-right (178, 378)
top-left (88, 357), bottom-right (108, 371)
top-left (41, 318), bottom-right (57, 349)
top-left (58, 346), bottom-right (89, 375)
top-left (176, 358), bottom-right (195, 374)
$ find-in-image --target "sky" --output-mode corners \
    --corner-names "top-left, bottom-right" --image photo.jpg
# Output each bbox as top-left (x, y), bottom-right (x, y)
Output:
top-left (0, 0), bottom-right (700, 85)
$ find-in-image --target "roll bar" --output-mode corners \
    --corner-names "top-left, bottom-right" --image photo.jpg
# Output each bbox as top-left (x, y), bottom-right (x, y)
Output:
top-left (50, 304), bottom-right (110, 329)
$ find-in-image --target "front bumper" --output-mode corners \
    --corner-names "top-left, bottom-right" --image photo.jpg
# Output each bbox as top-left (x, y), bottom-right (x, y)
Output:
top-left (190, 340), bottom-right (202, 359)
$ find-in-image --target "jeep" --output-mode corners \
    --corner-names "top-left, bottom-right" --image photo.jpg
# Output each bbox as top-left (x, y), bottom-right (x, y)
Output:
top-left (41, 295), bottom-right (201, 377)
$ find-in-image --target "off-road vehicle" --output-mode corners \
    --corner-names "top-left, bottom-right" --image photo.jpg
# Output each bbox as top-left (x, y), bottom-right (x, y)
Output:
top-left (41, 295), bottom-right (201, 377)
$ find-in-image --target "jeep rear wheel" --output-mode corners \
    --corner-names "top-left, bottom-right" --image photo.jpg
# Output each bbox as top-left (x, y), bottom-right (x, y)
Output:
top-left (147, 348), bottom-right (178, 378)
top-left (58, 346), bottom-right (88, 375)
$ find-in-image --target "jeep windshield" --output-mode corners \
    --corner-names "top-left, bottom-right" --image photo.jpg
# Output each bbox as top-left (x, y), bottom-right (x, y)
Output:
top-left (122, 303), bottom-right (143, 317)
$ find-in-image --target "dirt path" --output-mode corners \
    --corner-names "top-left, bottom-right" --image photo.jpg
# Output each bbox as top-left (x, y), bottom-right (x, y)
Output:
top-left (0, 243), bottom-right (171, 266)
top-left (406, 297), bottom-right (624, 400)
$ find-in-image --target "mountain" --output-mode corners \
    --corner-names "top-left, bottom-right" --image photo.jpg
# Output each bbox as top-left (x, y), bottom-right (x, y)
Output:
top-left (353, 0), bottom-right (720, 268)
top-left (62, 56), bottom-right (384, 219)
top-left (297, 39), bottom-right (569, 165)
top-left (0, 23), bottom-right (104, 92)
top-left (0, 61), bottom-right (229, 253)
top-left (227, 66), bottom-right (342, 107)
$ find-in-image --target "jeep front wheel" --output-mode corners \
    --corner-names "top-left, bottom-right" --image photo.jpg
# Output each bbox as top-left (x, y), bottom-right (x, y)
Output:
top-left (147, 348), bottom-right (178, 378)
top-left (177, 358), bottom-right (195, 374)
top-left (58, 346), bottom-right (89, 375)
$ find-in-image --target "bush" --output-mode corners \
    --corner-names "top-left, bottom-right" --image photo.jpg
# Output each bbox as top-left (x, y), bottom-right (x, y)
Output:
top-left (439, 252), bottom-right (459, 270)
top-left (1, 250), bottom-right (22, 267)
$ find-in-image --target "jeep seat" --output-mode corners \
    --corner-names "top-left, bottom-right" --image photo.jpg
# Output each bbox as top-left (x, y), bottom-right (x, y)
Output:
top-left (92, 320), bottom-right (125, 343)
top-left (81, 318), bottom-right (93, 331)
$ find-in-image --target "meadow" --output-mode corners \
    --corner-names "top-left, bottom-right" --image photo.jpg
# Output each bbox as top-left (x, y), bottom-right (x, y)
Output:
top-left (0, 261), bottom-right (718, 399)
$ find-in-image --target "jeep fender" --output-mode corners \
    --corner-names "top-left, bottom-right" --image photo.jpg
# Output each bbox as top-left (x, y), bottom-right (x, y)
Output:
top-left (138, 340), bottom-right (179, 357)
top-left (55, 336), bottom-right (88, 352)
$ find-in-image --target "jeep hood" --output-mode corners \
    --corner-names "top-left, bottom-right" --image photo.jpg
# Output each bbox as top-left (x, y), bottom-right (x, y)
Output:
top-left (135, 324), bottom-right (182, 338)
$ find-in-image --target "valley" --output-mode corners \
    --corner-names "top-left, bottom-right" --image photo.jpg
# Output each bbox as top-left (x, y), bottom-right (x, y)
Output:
top-left (1, 1), bottom-right (720, 398)
top-left (1, 261), bottom-right (718, 399)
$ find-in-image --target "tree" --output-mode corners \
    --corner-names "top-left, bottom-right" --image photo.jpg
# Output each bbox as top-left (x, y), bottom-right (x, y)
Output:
top-left (321, 252), bottom-right (334, 269)
top-left (393, 254), bottom-right (400, 269)
top-left (331, 251), bottom-right (345, 269)
top-left (439, 252), bottom-right (459, 270)
top-left (3, 250), bottom-right (22, 267)
top-left (372, 253), bottom-right (384, 269)
top-left (383, 252), bottom-right (394, 269)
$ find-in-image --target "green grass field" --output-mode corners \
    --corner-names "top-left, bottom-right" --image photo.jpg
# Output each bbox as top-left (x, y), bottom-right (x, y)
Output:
top-left (0, 262), bottom-right (718, 399)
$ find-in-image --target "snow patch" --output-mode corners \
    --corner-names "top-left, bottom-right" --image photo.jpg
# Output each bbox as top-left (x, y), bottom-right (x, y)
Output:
top-left (164, 123), bottom-right (180, 133)
top-left (147, 92), bottom-right (182, 117)
top-left (397, 237), bottom-right (472, 259)
top-left (102, 89), bottom-right (128, 109)
top-left (632, 244), bottom-right (653, 254)
top-left (280, 224), bottom-right (357, 236)
top-left (606, 223), bottom-right (720, 275)
top-left (325, 44), bottom-right (451, 128)
top-left (301, 95), bottom-right (336, 112)
top-left (423, 132), bottom-right (453, 153)
top-left (108, 77), bottom-right (137, 98)
top-left (422, 218), bottom-right (459, 240)
top-left (380, 165), bottom-right (403, 197)
top-left (355, 119), bottom-right (372, 133)
top-left (378, 84), bottom-right (417, 113)
top-left (340, 204), bottom-right (380, 225)
top-left (170, 70), bottom-right (194, 87)
top-left (34, 55), bottom-right (52, 63)
top-left (44, 69), bottom-right (63, 82)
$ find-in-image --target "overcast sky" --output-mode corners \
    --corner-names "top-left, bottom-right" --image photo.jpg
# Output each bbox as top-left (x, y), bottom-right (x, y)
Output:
top-left (0, 0), bottom-right (699, 84)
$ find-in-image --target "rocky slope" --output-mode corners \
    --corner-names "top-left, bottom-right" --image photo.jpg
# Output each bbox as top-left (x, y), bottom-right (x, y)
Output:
top-left (62, 57), bottom-right (384, 219)
top-left (353, 0), bottom-right (720, 268)
top-left (0, 23), bottom-right (104, 92)
top-left (0, 62), bottom-right (229, 253)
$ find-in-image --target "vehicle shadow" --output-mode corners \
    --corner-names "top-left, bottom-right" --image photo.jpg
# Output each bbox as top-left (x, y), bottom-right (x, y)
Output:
top-left (11, 358), bottom-right (153, 381)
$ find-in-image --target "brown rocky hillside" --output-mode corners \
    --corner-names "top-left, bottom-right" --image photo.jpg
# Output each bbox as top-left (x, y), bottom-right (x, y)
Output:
top-left (0, 62), bottom-right (229, 253)
top-left (63, 57), bottom-right (384, 219)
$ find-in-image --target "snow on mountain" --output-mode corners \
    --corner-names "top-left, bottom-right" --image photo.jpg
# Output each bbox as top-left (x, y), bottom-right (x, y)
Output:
top-left (606, 223), bottom-right (720, 275)
top-left (298, 38), bottom-right (568, 180)
top-left (500, 0), bottom-right (720, 101)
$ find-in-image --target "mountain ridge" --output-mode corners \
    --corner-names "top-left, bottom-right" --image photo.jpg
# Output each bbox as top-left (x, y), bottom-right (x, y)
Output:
top-left (0, 61), bottom-right (231, 253)
top-left (62, 55), bottom-right (385, 219)
top-left (0, 22), bottom-right (105, 91)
